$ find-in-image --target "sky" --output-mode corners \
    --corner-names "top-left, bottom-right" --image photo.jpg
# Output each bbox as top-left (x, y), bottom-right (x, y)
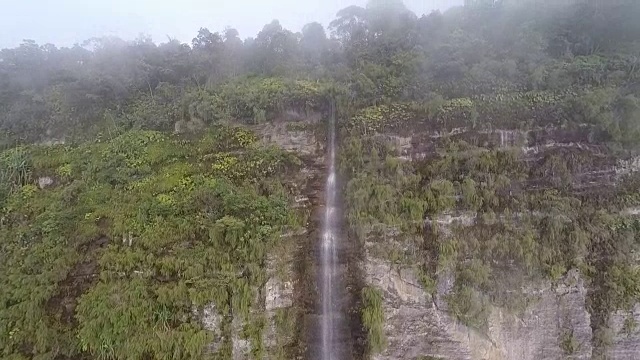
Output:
top-left (0, 0), bottom-right (463, 49)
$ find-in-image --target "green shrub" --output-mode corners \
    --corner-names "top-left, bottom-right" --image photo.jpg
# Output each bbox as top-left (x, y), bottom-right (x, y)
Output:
top-left (362, 287), bottom-right (386, 354)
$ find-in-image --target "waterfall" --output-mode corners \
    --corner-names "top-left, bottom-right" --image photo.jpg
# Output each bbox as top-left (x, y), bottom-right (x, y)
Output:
top-left (321, 105), bottom-right (338, 360)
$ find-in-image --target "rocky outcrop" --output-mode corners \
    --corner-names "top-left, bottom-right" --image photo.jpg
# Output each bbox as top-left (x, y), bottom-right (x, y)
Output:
top-left (232, 316), bottom-right (251, 360)
top-left (257, 113), bottom-right (322, 358)
top-left (251, 112), bottom-right (322, 157)
top-left (194, 112), bottom-right (321, 359)
top-left (262, 255), bottom-right (296, 355)
top-left (198, 303), bottom-right (223, 354)
top-left (37, 176), bottom-right (54, 189)
top-left (366, 256), bottom-right (595, 360)
top-left (607, 305), bottom-right (640, 359)
top-left (364, 125), bottom-right (640, 360)
top-left (266, 276), bottom-right (294, 311)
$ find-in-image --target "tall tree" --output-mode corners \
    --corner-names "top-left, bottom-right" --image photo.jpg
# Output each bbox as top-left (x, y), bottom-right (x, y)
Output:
top-left (300, 22), bottom-right (328, 70)
top-left (192, 28), bottom-right (225, 86)
top-left (252, 20), bottom-right (300, 75)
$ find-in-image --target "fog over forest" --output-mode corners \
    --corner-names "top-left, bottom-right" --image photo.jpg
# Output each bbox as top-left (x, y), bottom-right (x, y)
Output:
top-left (1, 1), bottom-right (640, 360)
top-left (0, 0), bottom-right (464, 49)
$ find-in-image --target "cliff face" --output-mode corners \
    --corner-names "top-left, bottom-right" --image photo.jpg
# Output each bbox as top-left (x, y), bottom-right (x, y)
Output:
top-left (255, 110), bottom-right (325, 359)
top-left (256, 109), bottom-right (368, 360)
top-left (607, 305), bottom-right (640, 359)
top-left (368, 255), bottom-right (640, 360)
top-left (230, 109), bottom-right (640, 360)
top-left (189, 110), bottom-right (325, 360)
top-left (367, 258), bottom-right (594, 360)
top-left (356, 123), bottom-right (640, 360)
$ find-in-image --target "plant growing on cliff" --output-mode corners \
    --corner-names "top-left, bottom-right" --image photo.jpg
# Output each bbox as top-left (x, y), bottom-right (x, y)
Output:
top-left (560, 328), bottom-right (579, 355)
top-left (362, 287), bottom-right (386, 354)
top-left (0, 127), bottom-right (303, 359)
top-left (0, 147), bottom-right (32, 205)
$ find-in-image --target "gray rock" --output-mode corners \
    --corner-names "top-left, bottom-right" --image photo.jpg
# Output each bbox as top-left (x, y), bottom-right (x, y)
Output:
top-left (38, 177), bottom-right (54, 189)
top-left (265, 277), bottom-right (293, 311)
top-left (197, 303), bottom-right (223, 354)
top-left (607, 304), bottom-right (640, 360)
top-left (232, 316), bottom-right (251, 360)
top-left (201, 303), bottom-right (221, 332)
top-left (366, 255), bottom-right (593, 360)
top-left (251, 120), bottom-right (321, 157)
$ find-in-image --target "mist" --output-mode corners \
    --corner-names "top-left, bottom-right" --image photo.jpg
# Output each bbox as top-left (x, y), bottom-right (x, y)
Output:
top-left (0, 0), bottom-right (463, 48)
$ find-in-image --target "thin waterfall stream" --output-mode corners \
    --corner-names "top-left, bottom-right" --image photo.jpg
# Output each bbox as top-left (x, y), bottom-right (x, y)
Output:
top-left (321, 106), bottom-right (339, 360)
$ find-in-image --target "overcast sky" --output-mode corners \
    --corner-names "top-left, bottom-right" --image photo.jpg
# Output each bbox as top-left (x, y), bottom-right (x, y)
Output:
top-left (0, 0), bottom-right (463, 49)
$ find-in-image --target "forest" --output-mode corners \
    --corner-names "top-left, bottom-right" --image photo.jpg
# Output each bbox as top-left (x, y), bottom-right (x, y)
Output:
top-left (1, 0), bottom-right (640, 359)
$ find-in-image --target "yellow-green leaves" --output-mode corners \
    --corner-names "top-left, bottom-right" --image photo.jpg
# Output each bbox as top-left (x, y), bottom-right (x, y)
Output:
top-left (101, 130), bottom-right (171, 169)
top-left (1, 127), bottom-right (301, 360)
top-left (348, 103), bottom-right (413, 135)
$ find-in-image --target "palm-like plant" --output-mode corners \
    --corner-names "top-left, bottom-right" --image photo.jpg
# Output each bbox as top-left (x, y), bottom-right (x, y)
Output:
top-left (0, 147), bottom-right (32, 201)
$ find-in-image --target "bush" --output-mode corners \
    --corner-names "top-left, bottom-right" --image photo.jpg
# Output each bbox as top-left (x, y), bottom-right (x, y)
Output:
top-left (362, 287), bottom-right (386, 354)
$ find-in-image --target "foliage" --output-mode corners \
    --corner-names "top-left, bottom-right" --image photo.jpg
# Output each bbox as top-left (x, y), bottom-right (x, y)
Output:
top-left (0, 147), bottom-right (32, 205)
top-left (560, 329), bottom-right (579, 355)
top-left (346, 103), bottom-right (413, 135)
top-left (341, 136), bottom-right (425, 244)
top-left (0, 127), bottom-right (302, 359)
top-left (361, 287), bottom-right (386, 355)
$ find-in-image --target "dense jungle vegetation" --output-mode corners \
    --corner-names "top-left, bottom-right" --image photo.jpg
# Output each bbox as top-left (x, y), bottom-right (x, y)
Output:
top-left (1, 0), bottom-right (640, 359)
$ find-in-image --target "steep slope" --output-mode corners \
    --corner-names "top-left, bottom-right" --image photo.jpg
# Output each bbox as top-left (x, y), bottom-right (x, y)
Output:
top-left (2, 0), bottom-right (640, 359)
top-left (0, 126), bottom-right (318, 359)
top-left (340, 99), bottom-right (640, 359)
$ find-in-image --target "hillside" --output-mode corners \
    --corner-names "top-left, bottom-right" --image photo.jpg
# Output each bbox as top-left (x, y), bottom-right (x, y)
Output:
top-left (1, 1), bottom-right (640, 360)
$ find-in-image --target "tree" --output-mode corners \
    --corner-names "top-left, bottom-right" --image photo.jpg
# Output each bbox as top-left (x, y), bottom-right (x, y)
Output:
top-left (330, 5), bottom-right (369, 64)
top-left (300, 22), bottom-right (328, 70)
top-left (192, 28), bottom-right (226, 86)
top-left (250, 20), bottom-right (300, 76)
top-left (223, 28), bottom-right (244, 78)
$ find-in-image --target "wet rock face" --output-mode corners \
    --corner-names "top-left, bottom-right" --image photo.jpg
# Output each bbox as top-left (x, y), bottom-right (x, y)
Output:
top-left (607, 305), bottom-right (640, 359)
top-left (363, 126), bottom-right (640, 360)
top-left (193, 112), bottom-right (320, 358)
top-left (367, 257), bottom-right (594, 360)
top-left (266, 277), bottom-right (294, 311)
top-left (198, 304), bottom-right (223, 354)
top-left (232, 317), bottom-right (251, 360)
top-left (251, 111), bottom-right (323, 157)
top-left (262, 129), bottom-right (321, 357)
